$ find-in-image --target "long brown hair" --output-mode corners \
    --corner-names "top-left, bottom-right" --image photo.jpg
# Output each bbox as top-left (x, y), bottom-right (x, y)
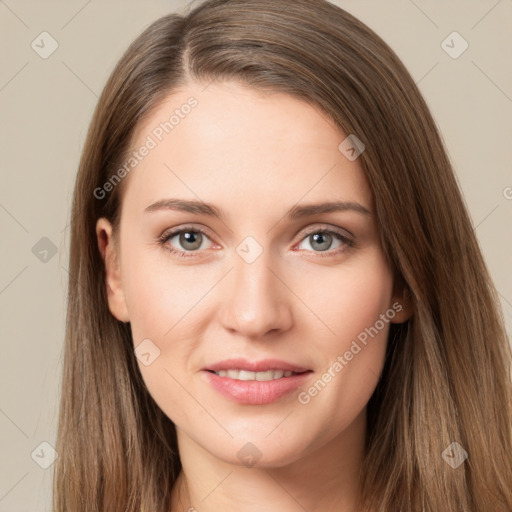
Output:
top-left (54, 0), bottom-right (512, 510)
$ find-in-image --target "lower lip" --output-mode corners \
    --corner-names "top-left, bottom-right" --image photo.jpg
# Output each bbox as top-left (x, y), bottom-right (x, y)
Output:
top-left (201, 370), bottom-right (312, 405)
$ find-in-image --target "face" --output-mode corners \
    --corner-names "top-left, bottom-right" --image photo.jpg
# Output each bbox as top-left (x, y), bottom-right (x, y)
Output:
top-left (96, 80), bottom-right (410, 468)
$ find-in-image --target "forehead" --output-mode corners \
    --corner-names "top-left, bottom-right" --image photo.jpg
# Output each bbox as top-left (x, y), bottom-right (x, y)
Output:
top-left (121, 81), bottom-right (372, 216)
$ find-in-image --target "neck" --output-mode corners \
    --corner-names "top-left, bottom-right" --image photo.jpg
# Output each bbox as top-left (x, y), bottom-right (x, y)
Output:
top-left (170, 409), bottom-right (367, 512)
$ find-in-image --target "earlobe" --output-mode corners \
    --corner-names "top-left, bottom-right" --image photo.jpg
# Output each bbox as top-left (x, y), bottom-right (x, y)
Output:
top-left (96, 218), bottom-right (130, 322)
top-left (389, 282), bottom-right (414, 324)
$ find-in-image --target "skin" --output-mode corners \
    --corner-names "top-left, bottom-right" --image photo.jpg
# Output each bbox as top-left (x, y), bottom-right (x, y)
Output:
top-left (96, 80), bottom-right (412, 512)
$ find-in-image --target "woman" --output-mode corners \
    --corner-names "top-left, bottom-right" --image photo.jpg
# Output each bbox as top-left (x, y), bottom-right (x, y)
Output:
top-left (53, 0), bottom-right (512, 510)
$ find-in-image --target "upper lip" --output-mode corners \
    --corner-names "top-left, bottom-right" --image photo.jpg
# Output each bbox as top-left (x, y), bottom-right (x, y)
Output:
top-left (203, 358), bottom-right (311, 373)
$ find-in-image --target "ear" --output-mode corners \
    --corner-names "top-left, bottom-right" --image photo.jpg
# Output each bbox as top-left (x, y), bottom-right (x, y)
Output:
top-left (389, 278), bottom-right (414, 324)
top-left (96, 218), bottom-right (130, 322)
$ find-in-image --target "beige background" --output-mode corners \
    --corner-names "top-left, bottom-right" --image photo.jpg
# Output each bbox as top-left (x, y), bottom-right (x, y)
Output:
top-left (0, 1), bottom-right (511, 510)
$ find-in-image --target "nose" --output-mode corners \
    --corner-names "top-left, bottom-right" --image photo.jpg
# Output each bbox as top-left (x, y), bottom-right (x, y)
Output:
top-left (218, 247), bottom-right (293, 339)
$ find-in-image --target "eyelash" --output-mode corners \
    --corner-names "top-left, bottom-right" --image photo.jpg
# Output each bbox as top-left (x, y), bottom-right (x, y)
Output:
top-left (158, 225), bottom-right (355, 259)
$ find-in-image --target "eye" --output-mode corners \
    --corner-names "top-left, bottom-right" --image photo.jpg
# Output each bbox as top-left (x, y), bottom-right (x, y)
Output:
top-left (158, 224), bottom-right (354, 259)
top-left (295, 227), bottom-right (354, 256)
top-left (159, 226), bottom-right (215, 258)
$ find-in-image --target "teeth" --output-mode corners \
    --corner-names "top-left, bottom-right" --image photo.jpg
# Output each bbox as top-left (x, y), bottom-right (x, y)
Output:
top-left (215, 369), bottom-right (295, 380)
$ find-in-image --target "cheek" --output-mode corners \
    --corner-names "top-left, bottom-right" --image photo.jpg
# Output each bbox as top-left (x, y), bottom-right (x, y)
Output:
top-left (120, 243), bottom-right (204, 343)
top-left (119, 245), bottom-right (207, 423)
top-left (298, 250), bottom-right (393, 423)
top-left (298, 245), bottom-right (393, 348)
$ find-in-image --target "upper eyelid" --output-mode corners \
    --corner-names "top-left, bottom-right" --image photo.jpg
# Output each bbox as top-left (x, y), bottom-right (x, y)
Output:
top-left (299, 224), bottom-right (353, 239)
top-left (161, 223), bottom-right (351, 237)
top-left (160, 224), bottom-right (216, 243)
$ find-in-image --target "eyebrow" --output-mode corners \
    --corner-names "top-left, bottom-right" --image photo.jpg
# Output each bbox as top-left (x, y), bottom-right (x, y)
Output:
top-left (144, 198), bottom-right (372, 220)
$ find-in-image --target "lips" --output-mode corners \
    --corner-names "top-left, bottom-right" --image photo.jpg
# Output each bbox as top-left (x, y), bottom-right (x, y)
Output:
top-left (201, 357), bottom-right (313, 405)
